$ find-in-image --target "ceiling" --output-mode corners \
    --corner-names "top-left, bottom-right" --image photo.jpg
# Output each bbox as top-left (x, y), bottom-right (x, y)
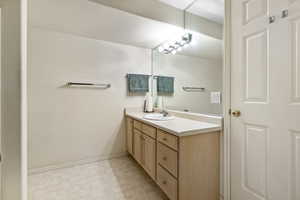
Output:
top-left (29, 0), bottom-right (222, 59)
top-left (29, 0), bottom-right (184, 49)
top-left (157, 0), bottom-right (224, 24)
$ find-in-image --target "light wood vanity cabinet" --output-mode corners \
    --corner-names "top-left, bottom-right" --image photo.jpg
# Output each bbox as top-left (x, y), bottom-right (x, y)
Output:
top-left (142, 134), bottom-right (156, 179)
top-left (126, 116), bottom-right (220, 200)
top-left (157, 142), bottom-right (178, 178)
top-left (157, 164), bottom-right (178, 200)
top-left (157, 129), bottom-right (178, 151)
top-left (126, 118), bottom-right (134, 155)
top-left (132, 128), bottom-right (156, 180)
top-left (133, 129), bottom-right (142, 164)
top-left (142, 123), bottom-right (156, 138)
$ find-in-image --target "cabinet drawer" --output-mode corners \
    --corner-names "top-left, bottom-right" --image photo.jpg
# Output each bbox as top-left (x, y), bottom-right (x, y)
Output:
top-left (157, 142), bottom-right (178, 177)
top-left (133, 120), bottom-right (142, 131)
top-left (157, 129), bottom-right (178, 151)
top-left (157, 165), bottom-right (178, 200)
top-left (142, 123), bottom-right (156, 138)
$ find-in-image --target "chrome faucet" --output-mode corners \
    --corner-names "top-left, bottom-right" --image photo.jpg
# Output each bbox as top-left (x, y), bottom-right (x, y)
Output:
top-left (161, 110), bottom-right (169, 117)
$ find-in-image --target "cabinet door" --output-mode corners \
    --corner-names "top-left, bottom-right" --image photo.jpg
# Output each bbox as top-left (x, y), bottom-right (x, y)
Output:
top-left (142, 134), bottom-right (156, 180)
top-left (133, 130), bottom-right (142, 164)
top-left (126, 117), bottom-right (133, 155)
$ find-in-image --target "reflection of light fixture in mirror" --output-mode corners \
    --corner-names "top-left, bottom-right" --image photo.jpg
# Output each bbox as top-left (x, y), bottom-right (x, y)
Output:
top-left (157, 33), bottom-right (192, 55)
top-left (183, 42), bottom-right (190, 48)
top-left (158, 46), bottom-right (164, 52)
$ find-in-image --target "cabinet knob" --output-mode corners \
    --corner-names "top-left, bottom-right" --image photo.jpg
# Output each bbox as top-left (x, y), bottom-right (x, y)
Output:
top-left (163, 156), bottom-right (167, 161)
top-left (162, 180), bottom-right (167, 185)
top-left (163, 137), bottom-right (167, 141)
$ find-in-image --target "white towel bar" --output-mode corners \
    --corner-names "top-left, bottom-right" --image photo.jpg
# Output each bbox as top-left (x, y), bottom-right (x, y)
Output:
top-left (66, 82), bottom-right (111, 89)
top-left (182, 87), bottom-right (205, 92)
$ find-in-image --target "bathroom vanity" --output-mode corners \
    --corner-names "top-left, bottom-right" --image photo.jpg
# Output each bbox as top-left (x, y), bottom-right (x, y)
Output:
top-left (125, 111), bottom-right (222, 200)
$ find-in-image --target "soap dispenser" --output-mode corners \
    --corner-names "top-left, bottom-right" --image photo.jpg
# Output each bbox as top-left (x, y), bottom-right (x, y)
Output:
top-left (156, 96), bottom-right (162, 111)
top-left (144, 93), bottom-right (154, 113)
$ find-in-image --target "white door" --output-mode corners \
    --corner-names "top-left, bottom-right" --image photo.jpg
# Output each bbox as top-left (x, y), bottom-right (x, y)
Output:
top-left (231, 0), bottom-right (300, 199)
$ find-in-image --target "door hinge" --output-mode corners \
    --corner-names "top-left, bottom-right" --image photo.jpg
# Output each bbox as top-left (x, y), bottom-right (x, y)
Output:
top-left (229, 109), bottom-right (232, 115)
top-left (282, 9), bottom-right (289, 18)
top-left (269, 16), bottom-right (276, 24)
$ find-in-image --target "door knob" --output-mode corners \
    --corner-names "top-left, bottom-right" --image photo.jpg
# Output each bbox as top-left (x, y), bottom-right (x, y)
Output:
top-left (231, 110), bottom-right (241, 117)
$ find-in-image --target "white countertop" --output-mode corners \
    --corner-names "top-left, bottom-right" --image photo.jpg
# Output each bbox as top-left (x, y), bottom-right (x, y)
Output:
top-left (126, 111), bottom-right (222, 137)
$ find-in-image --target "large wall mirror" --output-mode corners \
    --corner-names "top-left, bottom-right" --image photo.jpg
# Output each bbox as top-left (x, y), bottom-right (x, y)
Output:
top-left (152, 1), bottom-right (223, 115)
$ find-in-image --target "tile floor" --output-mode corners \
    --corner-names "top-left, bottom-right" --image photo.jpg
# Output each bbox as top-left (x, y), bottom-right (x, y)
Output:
top-left (29, 156), bottom-right (168, 200)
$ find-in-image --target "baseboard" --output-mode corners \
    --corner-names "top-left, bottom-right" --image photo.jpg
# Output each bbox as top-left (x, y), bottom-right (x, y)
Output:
top-left (29, 152), bottom-right (128, 175)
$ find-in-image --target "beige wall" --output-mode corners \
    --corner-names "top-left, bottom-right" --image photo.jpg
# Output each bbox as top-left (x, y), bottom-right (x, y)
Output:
top-left (28, 27), bottom-right (151, 170)
top-left (153, 53), bottom-right (223, 115)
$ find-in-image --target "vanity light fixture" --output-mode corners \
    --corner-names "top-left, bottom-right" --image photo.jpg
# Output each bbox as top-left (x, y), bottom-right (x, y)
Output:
top-left (157, 33), bottom-right (192, 55)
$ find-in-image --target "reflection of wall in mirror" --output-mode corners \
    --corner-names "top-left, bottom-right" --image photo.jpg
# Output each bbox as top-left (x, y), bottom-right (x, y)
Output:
top-left (153, 53), bottom-right (222, 115)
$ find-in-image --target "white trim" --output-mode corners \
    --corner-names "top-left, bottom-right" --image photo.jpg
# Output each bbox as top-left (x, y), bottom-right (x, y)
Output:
top-left (21, 0), bottom-right (27, 200)
top-left (28, 153), bottom-right (128, 175)
top-left (0, 6), bottom-right (2, 199)
top-left (223, 0), bottom-right (232, 200)
top-left (167, 109), bottom-right (223, 119)
top-left (163, 109), bottom-right (223, 126)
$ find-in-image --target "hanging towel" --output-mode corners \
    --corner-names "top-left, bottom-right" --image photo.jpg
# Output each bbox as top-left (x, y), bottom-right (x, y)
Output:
top-left (127, 74), bottom-right (149, 93)
top-left (157, 76), bottom-right (174, 94)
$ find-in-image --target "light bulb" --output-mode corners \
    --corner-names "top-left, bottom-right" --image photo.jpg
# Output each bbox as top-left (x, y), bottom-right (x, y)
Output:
top-left (163, 43), bottom-right (169, 49)
top-left (158, 46), bottom-right (164, 52)
top-left (171, 50), bottom-right (177, 55)
top-left (183, 43), bottom-right (190, 48)
top-left (174, 42), bottom-right (181, 48)
top-left (177, 47), bottom-right (182, 51)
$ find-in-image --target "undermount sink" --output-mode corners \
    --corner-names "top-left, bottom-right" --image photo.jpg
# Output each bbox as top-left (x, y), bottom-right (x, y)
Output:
top-left (143, 113), bottom-right (175, 121)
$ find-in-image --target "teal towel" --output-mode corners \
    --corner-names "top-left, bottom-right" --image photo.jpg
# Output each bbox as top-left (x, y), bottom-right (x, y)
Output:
top-left (127, 74), bottom-right (149, 93)
top-left (157, 76), bottom-right (174, 94)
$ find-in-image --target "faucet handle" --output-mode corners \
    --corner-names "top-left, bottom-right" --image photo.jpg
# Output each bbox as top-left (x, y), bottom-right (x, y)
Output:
top-left (161, 110), bottom-right (168, 117)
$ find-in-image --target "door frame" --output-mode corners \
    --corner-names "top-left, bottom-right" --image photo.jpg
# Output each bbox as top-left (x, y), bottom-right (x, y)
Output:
top-left (21, 0), bottom-right (28, 199)
top-left (223, 0), bottom-right (232, 200)
top-left (0, 6), bottom-right (2, 198)
top-left (20, 1), bottom-right (232, 200)
top-left (0, 0), bottom-right (27, 199)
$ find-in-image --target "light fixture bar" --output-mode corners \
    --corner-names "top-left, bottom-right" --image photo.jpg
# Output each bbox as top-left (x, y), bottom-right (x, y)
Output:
top-left (157, 33), bottom-right (192, 55)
